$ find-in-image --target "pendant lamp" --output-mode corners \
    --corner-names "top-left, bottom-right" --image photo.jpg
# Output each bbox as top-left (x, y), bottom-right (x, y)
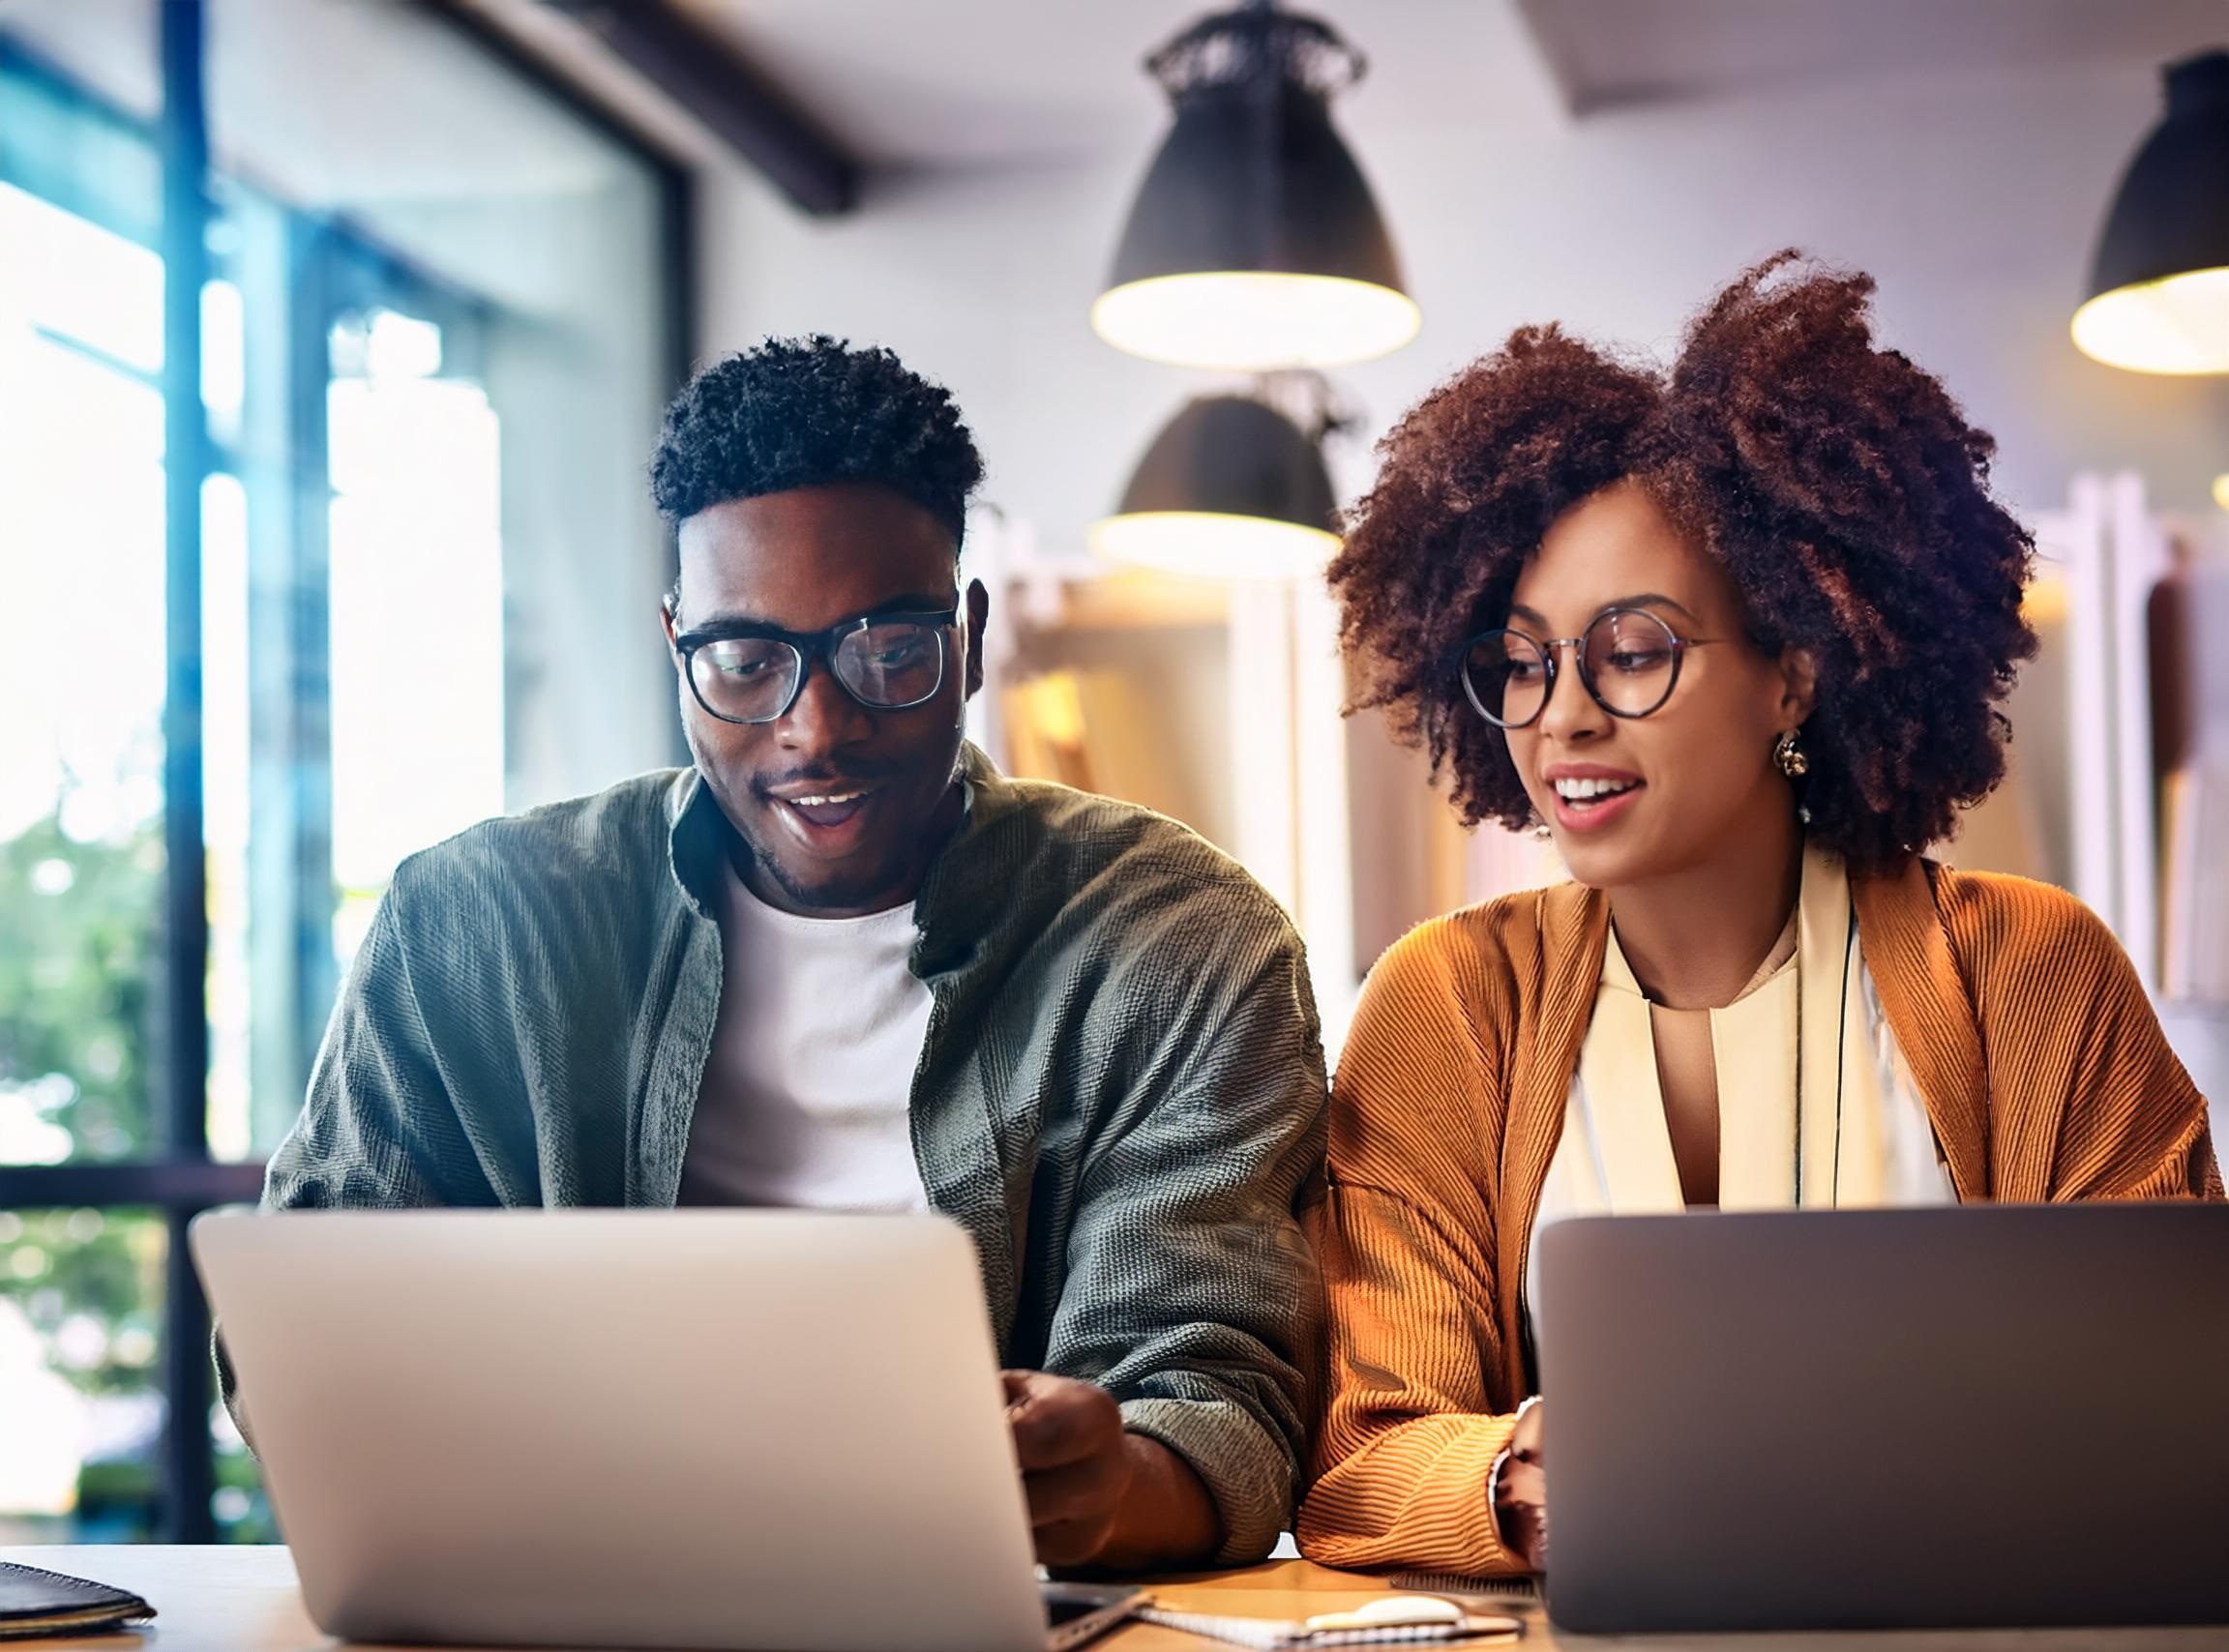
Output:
top-left (1092, 2), bottom-right (1418, 371)
top-left (1091, 394), bottom-right (1339, 581)
top-left (2073, 50), bottom-right (2229, 375)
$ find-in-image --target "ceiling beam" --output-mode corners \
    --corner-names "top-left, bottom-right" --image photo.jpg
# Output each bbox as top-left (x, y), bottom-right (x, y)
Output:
top-left (1506, 0), bottom-right (1585, 123)
top-left (536, 0), bottom-right (862, 216)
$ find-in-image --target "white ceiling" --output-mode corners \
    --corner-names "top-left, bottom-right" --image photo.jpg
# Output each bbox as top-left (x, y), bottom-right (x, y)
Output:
top-left (1517, 0), bottom-right (2229, 113)
top-left (670, 0), bottom-right (2229, 167)
top-left (8, 0), bottom-right (2224, 182)
top-left (669, 0), bottom-right (1566, 165)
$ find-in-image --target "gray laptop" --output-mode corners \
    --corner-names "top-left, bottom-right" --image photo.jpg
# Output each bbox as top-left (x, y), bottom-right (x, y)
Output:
top-left (1536, 1204), bottom-right (2229, 1634)
top-left (192, 1209), bottom-right (1140, 1652)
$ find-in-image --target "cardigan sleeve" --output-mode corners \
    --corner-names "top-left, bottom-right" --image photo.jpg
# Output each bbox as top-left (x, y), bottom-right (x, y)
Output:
top-left (1943, 870), bottom-right (2222, 1201)
top-left (1296, 919), bottom-right (1532, 1578)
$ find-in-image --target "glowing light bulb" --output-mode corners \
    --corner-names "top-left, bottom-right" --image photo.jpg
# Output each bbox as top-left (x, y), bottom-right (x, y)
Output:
top-left (2072, 267), bottom-right (2229, 374)
top-left (1093, 272), bottom-right (1419, 371)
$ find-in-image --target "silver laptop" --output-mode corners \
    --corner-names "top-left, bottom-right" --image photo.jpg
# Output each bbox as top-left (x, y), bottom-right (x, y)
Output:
top-left (191, 1209), bottom-right (1141, 1652)
top-left (1537, 1203), bottom-right (2229, 1634)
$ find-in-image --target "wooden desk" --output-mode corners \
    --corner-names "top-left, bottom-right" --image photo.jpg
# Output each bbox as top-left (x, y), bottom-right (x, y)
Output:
top-left (4, 1547), bottom-right (2224, 1652)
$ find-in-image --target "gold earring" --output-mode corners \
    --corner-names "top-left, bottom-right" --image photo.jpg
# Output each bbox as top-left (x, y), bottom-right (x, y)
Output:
top-left (1773, 728), bottom-right (1809, 779)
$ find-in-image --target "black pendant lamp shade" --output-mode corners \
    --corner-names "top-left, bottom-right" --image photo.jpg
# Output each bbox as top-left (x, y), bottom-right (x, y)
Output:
top-left (1093, 5), bottom-right (1419, 370)
top-left (2073, 50), bottom-right (2229, 374)
top-left (1092, 395), bottom-right (1340, 579)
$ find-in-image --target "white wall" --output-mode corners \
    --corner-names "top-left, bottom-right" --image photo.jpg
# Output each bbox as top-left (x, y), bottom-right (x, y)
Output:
top-left (695, 59), bottom-right (2229, 552)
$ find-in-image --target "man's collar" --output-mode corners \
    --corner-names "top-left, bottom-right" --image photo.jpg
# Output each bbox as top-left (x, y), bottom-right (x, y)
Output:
top-left (911, 744), bottom-right (1016, 974)
top-left (664, 767), bottom-right (726, 920)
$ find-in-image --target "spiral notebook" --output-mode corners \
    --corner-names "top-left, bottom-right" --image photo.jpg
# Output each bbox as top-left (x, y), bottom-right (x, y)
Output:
top-left (0, 1561), bottom-right (156, 1640)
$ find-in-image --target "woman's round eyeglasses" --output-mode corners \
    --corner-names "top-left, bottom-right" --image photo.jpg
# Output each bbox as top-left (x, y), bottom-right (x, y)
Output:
top-left (1458, 607), bottom-right (1725, 729)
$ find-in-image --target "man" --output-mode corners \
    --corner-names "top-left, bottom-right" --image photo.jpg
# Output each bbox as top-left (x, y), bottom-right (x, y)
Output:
top-left (249, 337), bottom-right (1327, 1570)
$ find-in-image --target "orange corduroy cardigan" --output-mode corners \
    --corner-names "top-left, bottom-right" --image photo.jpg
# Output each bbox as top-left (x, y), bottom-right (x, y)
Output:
top-left (1295, 857), bottom-right (2222, 1578)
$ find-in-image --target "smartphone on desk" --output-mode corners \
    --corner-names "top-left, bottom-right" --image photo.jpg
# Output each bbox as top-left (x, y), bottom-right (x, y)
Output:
top-left (1044, 1580), bottom-right (1145, 1649)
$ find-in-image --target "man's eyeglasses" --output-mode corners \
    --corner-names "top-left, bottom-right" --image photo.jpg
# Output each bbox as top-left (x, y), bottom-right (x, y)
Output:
top-left (672, 608), bottom-right (959, 725)
top-left (1458, 607), bottom-right (1725, 729)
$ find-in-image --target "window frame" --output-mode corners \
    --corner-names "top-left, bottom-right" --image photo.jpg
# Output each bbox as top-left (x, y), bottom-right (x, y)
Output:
top-left (0, 0), bottom-right (693, 1542)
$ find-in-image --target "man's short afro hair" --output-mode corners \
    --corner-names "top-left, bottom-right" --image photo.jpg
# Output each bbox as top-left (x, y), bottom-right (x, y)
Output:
top-left (649, 336), bottom-right (985, 548)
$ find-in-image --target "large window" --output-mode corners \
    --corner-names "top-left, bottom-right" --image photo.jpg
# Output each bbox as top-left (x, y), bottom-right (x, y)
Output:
top-left (0, 1), bottom-right (685, 1543)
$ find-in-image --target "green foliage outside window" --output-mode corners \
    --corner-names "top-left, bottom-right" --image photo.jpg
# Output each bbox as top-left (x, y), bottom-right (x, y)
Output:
top-left (0, 799), bottom-right (160, 1164)
top-left (0, 799), bottom-right (275, 1540)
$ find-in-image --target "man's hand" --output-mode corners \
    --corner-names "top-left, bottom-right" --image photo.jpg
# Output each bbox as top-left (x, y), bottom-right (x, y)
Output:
top-left (1003, 1371), bottom-right (1135, 1567)
top-left (1493, 1399), bottom-right (1548, 1572)
top-left (1000, 1370), bottom-right (1224, 1570)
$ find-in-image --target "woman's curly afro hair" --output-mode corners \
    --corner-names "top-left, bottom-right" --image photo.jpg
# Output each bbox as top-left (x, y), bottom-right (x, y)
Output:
top-left (650, 335), bottom-right (984, 547)
top-left (1330, 251), bottom-right (2037, 870)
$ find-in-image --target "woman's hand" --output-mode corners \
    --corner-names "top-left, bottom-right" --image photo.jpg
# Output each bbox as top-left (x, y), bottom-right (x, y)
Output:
top-left (1493, 1399), bottom-right (1548, 1571)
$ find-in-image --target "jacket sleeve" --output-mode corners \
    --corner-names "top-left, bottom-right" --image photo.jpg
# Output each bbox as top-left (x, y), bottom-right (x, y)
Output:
top-left (1296, 921), bottom-right (1531, 1578)
top-left (1038, 896), bottom-right (1328, 1566)
top-left (261, 861), bottom-right (499, 1213)
top-left (220, 864), bottom-right (498, 1437)
top-left (1947, 870), bottom-right (2221, 1201)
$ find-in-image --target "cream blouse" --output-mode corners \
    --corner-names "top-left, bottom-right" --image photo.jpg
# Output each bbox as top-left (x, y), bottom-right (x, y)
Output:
top-left (1525, 843), bottom-right (1956, 1318)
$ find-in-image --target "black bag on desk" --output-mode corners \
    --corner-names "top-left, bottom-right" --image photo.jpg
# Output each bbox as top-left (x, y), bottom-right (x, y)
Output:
top-left (0, 1561), bottom-right (154, 1639)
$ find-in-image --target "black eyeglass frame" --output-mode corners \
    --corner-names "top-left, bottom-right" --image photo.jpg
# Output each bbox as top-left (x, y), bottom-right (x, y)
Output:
top-left (671, 606), bottom-right (962, 725)
top-left (1457, 606), bottom-right (1728, 729)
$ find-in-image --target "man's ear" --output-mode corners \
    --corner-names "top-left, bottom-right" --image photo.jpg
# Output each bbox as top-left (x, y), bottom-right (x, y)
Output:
top-left (963, 576), bottom-right (991, 700)
top-left (660, 592), bottom-right (680, 651)
top-left (1777, 644), bottom-right (1819, 728)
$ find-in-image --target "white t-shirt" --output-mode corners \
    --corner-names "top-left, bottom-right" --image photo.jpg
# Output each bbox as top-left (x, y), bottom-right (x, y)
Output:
top-left (677, 865), bottom-right (934, 1213)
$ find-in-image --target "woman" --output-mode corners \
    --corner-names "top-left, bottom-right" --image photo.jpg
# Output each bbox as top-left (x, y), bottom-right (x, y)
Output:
top-left (1297, 252), bottom-right (2221, 1579)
